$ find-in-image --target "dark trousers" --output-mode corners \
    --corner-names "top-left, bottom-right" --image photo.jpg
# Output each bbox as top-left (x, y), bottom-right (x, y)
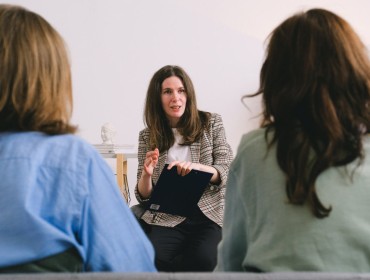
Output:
top-left (142, 212), bottom-right (221, 272)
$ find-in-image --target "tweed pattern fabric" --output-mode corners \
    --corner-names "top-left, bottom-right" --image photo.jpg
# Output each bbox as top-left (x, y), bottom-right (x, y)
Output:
top-left (135, 113), bottom-right (233, 227)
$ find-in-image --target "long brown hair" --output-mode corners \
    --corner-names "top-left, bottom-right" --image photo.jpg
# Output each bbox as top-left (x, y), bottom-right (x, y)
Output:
top-left (0, 4), bottom-right (76, 134)
top-left (144, 65), bottom-right (210, 152)
top-left (247, 8), bottom-right (370, 218)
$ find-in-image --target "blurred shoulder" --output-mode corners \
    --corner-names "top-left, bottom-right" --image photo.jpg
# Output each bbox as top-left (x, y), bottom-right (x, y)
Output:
top-left (0, 132), bottom-right (103, 167)
top-left (39, 133), bottom-right (102, 161)
top-left (235, 128), bottom-right (268, 158)
top-left (227, 128), bottom-right (269, 175)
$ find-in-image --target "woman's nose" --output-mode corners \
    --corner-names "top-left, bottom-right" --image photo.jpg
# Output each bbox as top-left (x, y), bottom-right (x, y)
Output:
top-left (172, 91), bottom-right (180, 100)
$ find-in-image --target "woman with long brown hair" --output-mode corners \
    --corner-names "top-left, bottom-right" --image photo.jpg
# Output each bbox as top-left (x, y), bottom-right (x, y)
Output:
top-left (135, 65), bottom-right (233, 271)
top-left (217, 8), bottom-right (370, 272)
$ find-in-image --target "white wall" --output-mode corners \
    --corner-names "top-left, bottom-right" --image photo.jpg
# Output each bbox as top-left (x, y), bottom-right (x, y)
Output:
top-left (5, 0), bottom-right (370, 204)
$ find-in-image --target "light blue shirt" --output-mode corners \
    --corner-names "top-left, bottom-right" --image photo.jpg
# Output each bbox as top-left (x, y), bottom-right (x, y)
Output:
top-left (0, 132), bottom-right (156, 272)
top-left (216, 128), bottom-right (370, 272)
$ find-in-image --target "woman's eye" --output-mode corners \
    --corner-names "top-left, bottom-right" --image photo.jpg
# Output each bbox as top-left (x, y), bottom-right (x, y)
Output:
top-left (179, 89), bottom-right (185, 94)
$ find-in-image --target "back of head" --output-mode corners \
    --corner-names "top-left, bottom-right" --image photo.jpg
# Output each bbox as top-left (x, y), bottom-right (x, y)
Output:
top-left (259, 8), bottom-right (370, 217)
top-left (0, 4), bottom-right (76, 134)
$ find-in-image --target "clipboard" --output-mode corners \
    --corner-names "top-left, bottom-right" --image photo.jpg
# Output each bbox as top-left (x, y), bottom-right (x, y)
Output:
top-left (147, 164), bottom-right (213, 217)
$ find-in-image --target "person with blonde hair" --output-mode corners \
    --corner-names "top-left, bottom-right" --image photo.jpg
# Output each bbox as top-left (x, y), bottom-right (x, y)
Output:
top-left (216, 8), bottom-right (370, 272)
top-left (0, 4), bottom-right (156, 272)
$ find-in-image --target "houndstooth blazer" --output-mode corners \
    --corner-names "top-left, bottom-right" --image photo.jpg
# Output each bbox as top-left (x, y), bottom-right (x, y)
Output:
top-left (134, 113), bottom-right (233, 227)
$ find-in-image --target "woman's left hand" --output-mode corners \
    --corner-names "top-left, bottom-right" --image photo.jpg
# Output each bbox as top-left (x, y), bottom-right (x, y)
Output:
top-left (167, 161), bottom-right (201, 176)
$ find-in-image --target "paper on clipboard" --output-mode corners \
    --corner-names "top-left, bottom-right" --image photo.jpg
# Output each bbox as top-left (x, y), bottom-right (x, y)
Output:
top-left (146, 164), bottom-right (213, 217)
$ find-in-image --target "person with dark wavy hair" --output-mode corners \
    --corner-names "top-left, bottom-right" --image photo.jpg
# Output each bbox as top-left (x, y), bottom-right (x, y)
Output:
top-left (134, 65), bottom-right (233, 271)
top-left (216, 8), bottom-right (370, 272)
top-left (0, 4), bottom-right (156, 272)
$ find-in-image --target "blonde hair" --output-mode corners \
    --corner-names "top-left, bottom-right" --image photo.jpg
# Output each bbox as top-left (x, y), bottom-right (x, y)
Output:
top-left (0, 4), bottom-right (76, 134)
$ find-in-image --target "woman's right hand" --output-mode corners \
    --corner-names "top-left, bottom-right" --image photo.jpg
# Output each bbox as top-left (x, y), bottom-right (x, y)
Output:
top-left (138, 148), bottom-right (159, 199)
top-left (143, 148), bottom-right (159, 176)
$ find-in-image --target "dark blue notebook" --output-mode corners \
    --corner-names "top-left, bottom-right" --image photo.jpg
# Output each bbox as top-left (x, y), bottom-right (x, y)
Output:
top-left (147, 164), bottom-right (213, 217)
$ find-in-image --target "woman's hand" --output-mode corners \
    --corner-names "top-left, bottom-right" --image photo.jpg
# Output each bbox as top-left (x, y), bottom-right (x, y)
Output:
top-left (143, 148), bottom-right (159, 176)
top-left (167, 161), bottom-right (201, 176)
top-left (167, 160), bottom-right (221, 184)
top-left (138, 148), bottom-right (159, 199)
